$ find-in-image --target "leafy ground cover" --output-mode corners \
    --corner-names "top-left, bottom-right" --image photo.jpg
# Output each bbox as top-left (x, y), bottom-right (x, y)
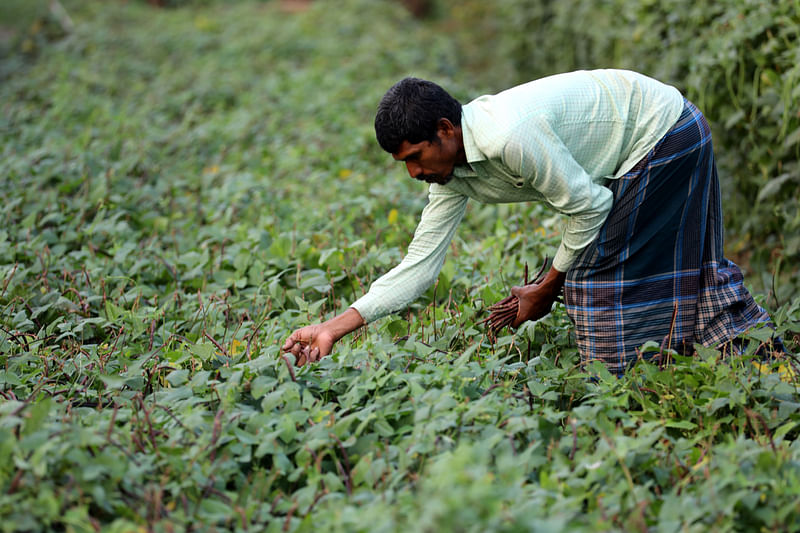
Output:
top-left (1, 1), bottom-right (800, 531)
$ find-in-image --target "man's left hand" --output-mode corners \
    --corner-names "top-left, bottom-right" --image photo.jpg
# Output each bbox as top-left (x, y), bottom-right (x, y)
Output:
top-left (510, 265), bottom-right (567, 328)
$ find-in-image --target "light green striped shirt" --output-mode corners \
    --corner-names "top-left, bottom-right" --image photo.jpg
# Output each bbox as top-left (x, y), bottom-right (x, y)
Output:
top-left (352, 69), bottom-right (684, 323)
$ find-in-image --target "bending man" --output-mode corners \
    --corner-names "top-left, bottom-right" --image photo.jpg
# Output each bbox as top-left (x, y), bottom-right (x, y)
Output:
top-left (282, 69), bottom-right (772, 375)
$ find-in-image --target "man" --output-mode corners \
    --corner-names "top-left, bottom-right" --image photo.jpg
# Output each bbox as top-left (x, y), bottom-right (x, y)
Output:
top-left (282, 69), bottom-right (773, 375)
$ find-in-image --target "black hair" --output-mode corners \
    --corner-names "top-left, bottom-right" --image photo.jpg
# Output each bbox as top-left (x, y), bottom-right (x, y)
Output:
top-left (374, 77), bottom-right (462, 153)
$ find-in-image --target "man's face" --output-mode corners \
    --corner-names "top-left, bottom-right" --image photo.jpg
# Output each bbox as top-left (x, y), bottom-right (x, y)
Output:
top-left (392, 131), bottom-right (459, 186)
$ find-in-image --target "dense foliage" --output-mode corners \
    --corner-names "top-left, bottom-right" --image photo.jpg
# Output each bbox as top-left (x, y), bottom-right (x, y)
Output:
top-left (1, 1), bottom-right (799, 531)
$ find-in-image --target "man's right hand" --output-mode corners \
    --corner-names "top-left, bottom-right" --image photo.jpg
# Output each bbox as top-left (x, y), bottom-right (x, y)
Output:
top-left (280, 307), bottom-right (366, 366)
top-left (281, 324), bottom-right (337, 366)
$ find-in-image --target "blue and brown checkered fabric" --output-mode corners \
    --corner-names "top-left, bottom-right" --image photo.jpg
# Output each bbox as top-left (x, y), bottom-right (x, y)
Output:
top-left (564, 99), bottom-right (772, 376)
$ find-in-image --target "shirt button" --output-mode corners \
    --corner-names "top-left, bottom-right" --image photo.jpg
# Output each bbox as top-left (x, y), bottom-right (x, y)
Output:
top-left (515, 180), bottom-right (523, 188)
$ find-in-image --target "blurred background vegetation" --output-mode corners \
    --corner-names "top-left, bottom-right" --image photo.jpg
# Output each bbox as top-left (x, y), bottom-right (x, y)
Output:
top-left (2, 0), bottom-right (797, 302)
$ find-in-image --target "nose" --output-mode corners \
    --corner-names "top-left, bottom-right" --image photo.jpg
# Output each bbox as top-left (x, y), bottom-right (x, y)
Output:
top-left (406, 161), bottom-right (422, 179)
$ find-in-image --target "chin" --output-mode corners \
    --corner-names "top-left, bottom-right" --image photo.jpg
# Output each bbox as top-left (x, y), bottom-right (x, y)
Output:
top-left (429, 172), bottom-right (454, 185)
top-left (424, 175), bottom-right (451, 185)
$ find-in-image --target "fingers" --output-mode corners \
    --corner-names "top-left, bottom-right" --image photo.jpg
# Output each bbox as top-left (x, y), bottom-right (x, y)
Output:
top-left (281, 330), bottom-right (301, 351)
top-left (281, 335), bottom-right (323, 367)
top-left (282, 327), bottom-right (309, 353)
top-left (295, 345), bottom-right (321, 367)
top-left (309, 346), bottom-right (320, 362)
top-left (282, 337), bottom-right (307, 367)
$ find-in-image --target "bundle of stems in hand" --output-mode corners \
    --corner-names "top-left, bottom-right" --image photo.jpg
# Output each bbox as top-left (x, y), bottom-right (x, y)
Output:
top-left (479, 257), bottom-right (549, 337)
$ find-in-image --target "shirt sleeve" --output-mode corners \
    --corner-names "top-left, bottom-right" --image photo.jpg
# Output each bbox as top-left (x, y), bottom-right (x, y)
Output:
top-left (502, 118), bottom-right (614, 272)
top-left (350, 185), bottom-right (468, 323)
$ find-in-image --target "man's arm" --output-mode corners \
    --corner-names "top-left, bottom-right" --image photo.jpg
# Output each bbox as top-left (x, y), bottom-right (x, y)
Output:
top-left (281, 307), bottom-right (365, 366)
top-left (502, 120), bottom-right (613, 273)
top-left (281, 186), bottom-right (468, 365)
top-left (498, 120), bottom-right (610, 327)
top-left (349, 187), bottom-right (468, 321)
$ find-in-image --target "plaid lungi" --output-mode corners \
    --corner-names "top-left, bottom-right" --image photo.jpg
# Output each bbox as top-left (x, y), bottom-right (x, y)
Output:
top-left (564, 99), bottom-right (771, 376)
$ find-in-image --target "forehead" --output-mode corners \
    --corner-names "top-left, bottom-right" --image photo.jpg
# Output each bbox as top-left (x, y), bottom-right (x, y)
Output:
top-left (392, 139), bottom-right (428, 161)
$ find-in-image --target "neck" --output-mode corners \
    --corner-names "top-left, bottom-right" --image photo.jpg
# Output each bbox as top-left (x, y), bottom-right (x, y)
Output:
top-left (454, 125), bottom-right (468, 165)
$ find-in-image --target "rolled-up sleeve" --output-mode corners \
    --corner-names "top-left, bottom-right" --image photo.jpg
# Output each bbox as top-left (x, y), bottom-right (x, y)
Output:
top-left (502, 121), bottom-right (613, 272)
top-left (350, 186), bottom-right (468, 323)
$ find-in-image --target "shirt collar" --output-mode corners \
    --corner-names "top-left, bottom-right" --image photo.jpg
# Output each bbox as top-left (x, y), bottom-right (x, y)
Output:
top-left (460, 106), bottom-right (486, 163)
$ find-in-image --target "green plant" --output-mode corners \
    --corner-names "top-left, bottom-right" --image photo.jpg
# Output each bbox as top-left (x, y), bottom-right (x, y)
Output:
top-left (1, 1), bottom-right (798, 531)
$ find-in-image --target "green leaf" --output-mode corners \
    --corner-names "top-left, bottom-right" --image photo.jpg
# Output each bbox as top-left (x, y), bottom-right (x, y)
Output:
top-left (99, 374), bottom-right (126, 390)
top-left (190, 343), bottom-right (216, 361)
top-left (663, 420), bottom-right (697, 430)
top-left (757, 173), bottom-right (795, 202)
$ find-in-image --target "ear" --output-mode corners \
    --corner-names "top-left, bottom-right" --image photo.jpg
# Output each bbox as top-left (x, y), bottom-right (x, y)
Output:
top-left (436, 118), bottom-right (456, 138)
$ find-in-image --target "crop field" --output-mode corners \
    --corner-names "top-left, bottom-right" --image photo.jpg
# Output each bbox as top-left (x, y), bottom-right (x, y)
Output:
top-left (1, 1), bottom-right (799, 531)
